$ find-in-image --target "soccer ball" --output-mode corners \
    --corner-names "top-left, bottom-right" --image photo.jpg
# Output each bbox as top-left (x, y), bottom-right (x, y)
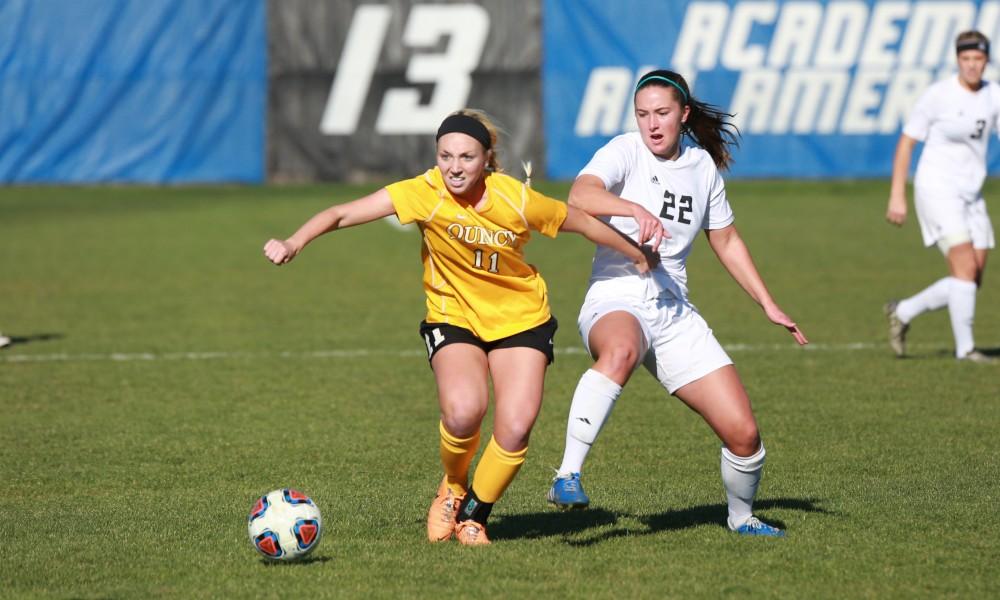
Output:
top-left (247, 488), bottom-right (323, 561)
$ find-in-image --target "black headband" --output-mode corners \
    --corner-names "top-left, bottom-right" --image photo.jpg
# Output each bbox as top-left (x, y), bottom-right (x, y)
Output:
top-left (957, 40), bottom-right (989, 55)
top-left (436, 114), bottom-right (492, 150)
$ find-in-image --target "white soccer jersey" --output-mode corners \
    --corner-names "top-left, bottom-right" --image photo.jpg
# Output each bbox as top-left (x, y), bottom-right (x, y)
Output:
top-left (905, 76), bottom-right (1000, 198)
top-left (578, 132), bottom-right (734, 301)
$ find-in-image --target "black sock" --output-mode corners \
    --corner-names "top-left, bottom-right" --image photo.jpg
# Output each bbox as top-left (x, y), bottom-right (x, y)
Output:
top-left (457, 489), bottom-right (493, 525)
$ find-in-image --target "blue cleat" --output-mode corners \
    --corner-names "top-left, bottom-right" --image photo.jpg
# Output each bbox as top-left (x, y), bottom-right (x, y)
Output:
top-left (547, 472), bottom-right (590, 509)
top-left (733, 516), bottom-right (785, 537)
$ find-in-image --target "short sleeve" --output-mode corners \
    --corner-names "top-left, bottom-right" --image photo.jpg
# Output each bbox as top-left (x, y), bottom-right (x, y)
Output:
top-left (578, 135), bottom-right (634, 190)
top-left (385, 173), bottom-right (434, 225)
top-left (703, 166), bottom-right (735, 230)
top-left (993, 84), bottom-right (1000, 139)
top-left (522, 186), bottom-right (569, 238)
top-left (903, 87), bottom-right (935, 141)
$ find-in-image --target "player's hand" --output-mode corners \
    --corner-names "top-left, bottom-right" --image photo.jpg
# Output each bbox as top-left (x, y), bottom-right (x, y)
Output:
top-left (633, 244), bottom-right (661, 274)
top-left (763, 303), bottom-right (808, 346)
top-left (263, 239), bottom-right (299, 265)
top-left (886, 195), bottom-right (907, 226)
top-left (631, 204), bottom-right (670, 249)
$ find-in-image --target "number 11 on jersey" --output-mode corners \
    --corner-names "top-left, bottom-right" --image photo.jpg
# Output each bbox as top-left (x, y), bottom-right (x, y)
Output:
top-left (473, 249), bottom-right (499, 273)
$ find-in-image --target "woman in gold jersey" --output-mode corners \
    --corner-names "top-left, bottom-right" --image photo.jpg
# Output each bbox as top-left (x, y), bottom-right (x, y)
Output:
top-left (264, 110), bottom-right (655, 545)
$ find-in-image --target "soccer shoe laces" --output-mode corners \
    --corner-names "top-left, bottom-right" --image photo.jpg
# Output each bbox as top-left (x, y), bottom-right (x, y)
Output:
top-left (551, 470), bottom-right (582, 492)
top-left (734, 515), bottom-right (784, 537)
top-left (561, 477), bottom-right (580, 493)
top-left (440, 495), bottom-right (458, 521)
top-left (455, 520), bottom-right (491, 545)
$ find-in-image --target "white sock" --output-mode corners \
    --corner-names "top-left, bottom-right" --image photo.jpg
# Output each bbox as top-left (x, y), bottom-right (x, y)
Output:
top-left (721, 444), bottom-right (766, 530)
top-left (557, 369), bottom-right (623, 476)
top-left (949, 278), bottom-right (977, 357)
top-left (896, 277), bottom-right (952, 323)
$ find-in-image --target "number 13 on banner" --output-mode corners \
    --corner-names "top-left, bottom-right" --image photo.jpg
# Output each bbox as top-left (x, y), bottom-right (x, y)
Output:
top-left (319, 4), bottom-right (489, 136)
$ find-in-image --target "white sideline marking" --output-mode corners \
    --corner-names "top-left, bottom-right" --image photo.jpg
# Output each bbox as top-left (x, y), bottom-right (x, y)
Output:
top-left (0, 342), bottom-right (884, 363)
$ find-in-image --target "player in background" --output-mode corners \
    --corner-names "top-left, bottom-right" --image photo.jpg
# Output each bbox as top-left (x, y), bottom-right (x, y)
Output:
top-left (885, 31), bottom-right (997, 363)
top-left (264, 110), bottom-right (655, 545)
top-left (545, 70), bottom-right (808, 537)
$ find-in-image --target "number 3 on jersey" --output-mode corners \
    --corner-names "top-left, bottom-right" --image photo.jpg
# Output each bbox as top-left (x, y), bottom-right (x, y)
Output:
top-left (473, 249), bottom-right (499, 273)
top-left (659, 189), bottom-right (693, 224)
top-left (971, 119), bottom-right (987, 140)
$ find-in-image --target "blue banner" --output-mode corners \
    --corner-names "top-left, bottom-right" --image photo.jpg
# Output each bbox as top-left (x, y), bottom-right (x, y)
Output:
top-left (543, 0), bottom-right (1000, 179)
top-left (0, 0), bottom-right (265, 183)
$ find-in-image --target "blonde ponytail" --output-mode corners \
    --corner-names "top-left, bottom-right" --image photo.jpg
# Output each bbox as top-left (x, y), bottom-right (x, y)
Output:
top-left (521, 160), bottom-right (533, 187)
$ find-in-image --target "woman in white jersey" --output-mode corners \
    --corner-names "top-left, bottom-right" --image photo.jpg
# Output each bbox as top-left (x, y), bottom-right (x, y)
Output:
top-left (885, 31), bottom-right (998, 363)
top-left (545, 69), bottom-right (808, 537)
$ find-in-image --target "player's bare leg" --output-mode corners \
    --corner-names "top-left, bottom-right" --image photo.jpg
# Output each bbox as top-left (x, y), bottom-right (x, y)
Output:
top-left (946, 243), bottom-right (990, 361)
top-left (451, 346), bottom-right (547, 545)
top-left (426, 344), bottom-right (490, 541)
top-left (674, 366), bottom-right (784, 537)
top-left (549, 312), bottom-right (644, 508)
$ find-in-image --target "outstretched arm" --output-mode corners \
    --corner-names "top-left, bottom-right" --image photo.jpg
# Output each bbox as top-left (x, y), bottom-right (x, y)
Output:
top-left (886, 134), bottom-right (917, 226)
top-left (705, 224), bottom-right (808, 345)
top-left (569, 175), bottom-right (667, 248)
top-left (560, 206), bottom-right (658, 273)
top-left (263, 188), bottom-right (396, 265)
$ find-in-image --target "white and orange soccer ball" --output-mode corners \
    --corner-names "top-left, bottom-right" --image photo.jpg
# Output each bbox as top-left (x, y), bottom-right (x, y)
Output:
top-left (247, 488), bottom-right (323, 561)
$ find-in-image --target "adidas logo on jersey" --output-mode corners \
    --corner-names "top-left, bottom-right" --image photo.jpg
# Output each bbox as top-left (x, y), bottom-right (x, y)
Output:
top-left (650, 175), bottom-right (660, 185)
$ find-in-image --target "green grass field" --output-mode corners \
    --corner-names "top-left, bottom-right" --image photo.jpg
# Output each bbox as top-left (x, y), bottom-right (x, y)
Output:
top-left (2, 181), bottom-right (998, 599)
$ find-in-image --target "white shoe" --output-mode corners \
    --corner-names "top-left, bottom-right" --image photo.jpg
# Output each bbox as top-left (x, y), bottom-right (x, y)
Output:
top-left (0, 334), bottom-right (10, 349)
top-left (883, 301), bottom-right (908, 357)
top-left (958, 350), bottom-right (997, 364)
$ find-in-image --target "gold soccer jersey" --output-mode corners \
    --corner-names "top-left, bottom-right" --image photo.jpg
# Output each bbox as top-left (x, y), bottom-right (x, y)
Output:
top-left (385, 168), bottom-right (568, 341)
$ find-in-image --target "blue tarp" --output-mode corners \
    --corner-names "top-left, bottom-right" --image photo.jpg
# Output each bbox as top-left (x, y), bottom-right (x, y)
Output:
top-left (0, 0), bottom-right (265, 183)
top-left (543, 0), bottom-right (1000, 179)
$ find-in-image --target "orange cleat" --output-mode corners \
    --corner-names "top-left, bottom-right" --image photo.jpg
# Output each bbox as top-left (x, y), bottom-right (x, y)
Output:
top-left (455, 520), bottom-right (490, 546)
top-left (427, 476), bottom-right (463, 542)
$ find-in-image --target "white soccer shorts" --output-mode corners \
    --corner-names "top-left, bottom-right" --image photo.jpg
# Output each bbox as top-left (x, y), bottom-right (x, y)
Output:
top-left (914, 187), bottom-right (995, 252)
top-left (577, 291), bottom-right (733, 394)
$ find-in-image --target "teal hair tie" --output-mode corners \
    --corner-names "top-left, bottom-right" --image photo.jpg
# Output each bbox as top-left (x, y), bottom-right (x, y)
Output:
top-left (635, 75), bottom-right (689, 103)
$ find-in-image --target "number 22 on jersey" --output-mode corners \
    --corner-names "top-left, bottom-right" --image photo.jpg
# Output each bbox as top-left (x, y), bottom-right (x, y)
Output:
top-left (659, 189), bottom-right (693, 225)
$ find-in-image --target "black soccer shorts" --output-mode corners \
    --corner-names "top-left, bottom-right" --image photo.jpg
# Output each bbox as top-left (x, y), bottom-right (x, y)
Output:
top-left (419, 317), bottom-right (558, 365)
